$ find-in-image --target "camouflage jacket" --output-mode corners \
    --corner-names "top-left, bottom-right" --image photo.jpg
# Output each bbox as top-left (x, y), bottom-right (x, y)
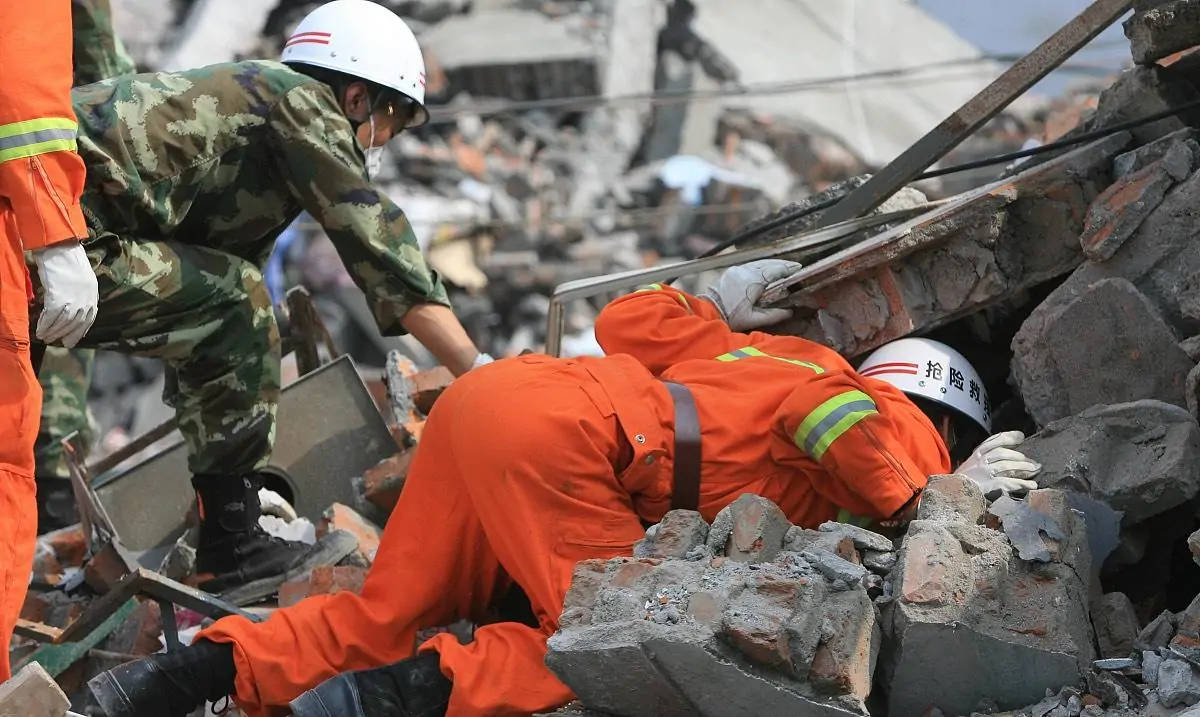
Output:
top-left (72, 60), bottom-right (448, 335)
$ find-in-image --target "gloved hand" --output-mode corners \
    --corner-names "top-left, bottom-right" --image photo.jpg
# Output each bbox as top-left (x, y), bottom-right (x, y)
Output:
top-left (955, 430), bottom-right (1041, 498)
top-left (701, 259), bottom-right (802, 331)
top-left (471, 352), bottom-right (495, 370)
top-left (32, 241), bottom-right (99, 348)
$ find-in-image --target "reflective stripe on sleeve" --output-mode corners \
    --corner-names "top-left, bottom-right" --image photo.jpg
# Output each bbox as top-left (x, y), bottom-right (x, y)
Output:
top-left (714, 345), bottom-right (824, 373)
top-left (794, 389), bottom-right (878, 461)
top-left (0, 118), bottom-right (78, 163)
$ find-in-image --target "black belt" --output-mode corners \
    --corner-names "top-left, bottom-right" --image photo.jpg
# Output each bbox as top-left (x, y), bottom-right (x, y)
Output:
top-left (662, 381), bottom-right (701, 512)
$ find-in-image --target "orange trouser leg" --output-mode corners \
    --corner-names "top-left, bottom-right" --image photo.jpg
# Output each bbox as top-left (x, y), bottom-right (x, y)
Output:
top-left (200, 357), bottom-right (647, 716)
top-left (0, 228), bottom-right (40, 681)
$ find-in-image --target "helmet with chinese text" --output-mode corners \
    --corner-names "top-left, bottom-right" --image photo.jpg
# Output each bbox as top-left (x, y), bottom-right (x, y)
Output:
top-left (857, 337), bottom-right (990, 433)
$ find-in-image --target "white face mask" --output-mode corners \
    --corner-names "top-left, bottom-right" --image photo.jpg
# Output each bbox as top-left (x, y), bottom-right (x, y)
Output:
top-left (362, 113), bottom-right (385, 180)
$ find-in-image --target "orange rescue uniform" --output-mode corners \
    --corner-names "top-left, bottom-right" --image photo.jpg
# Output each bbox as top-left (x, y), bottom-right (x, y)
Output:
top-left (199, 285), bottom-right (951, 715)
top-left (0, 0), bottom-right (90, 681)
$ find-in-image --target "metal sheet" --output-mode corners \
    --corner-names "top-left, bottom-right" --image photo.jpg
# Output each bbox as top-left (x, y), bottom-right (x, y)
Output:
top-left (93, 355), bottom-right (396, 555)
top-left (816, 0), bottom-right (1134, 226)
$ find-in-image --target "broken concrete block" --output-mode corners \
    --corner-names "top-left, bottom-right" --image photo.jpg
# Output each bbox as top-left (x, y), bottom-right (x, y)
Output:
top-left (1124, 0), bottom-right (1200, 65)
top-left (1020, 400), bottom-right (1200, 525)
top-left (1171, 593), bottom-right (1200, 665)
top-left (634, 510), bottom-right (709, 559)
top-left (1080, 145), bottom-right (1192, 263)
top-left (1012, 279), bottom-right (1193, 427)
top-left (861, 550), bottom-right (897, 575)
top-left (278, 566), bottom-right (368, 608)
top-left (707, 494), bottom-right (790, 564)
top-left (1041, 164), bottom-right (1200, 340)
top-left (1159, 657), bottom-right (1200, 707)
top-left (1085, 668), bottom-right (1149, 710)
top-left (1093, 65), bottom-right (1200, 145)
top-left (0, 662), bottom-right (70, 717)
top-left (1147, 650), bottom-right (1165, 686)
top-left (799, 549), bottom-right (867, 587)
top-left (985, 494), bottom-right (1068, 563)
top-left (777, 133), bottom-right (1129, 358)
top-left (1137, 610), bottom-right (1179, 651)
top-left (548, 497), bottom-right (879, 716)
top-left (916, 474), bottom-right (987, 525)
top-left (1190, 529), bottom-right (1200, 568)
top-left (1092, 593), bottom-right (1141, 659)
top-left (1182, 335), bottom-right (1200, 361)
top-left (816, 521), bottom-right (892, 553)
top-left (1113, 128), bottom-right (1200, 179)
top-left (408, 366), bottom-right (455, 416)
top-left (1094, 657), bottom-right (1136, 670)
top-left (880, 488), bottom-right (1094, 716)
top-left (318, 503), bottom-right (382, 564)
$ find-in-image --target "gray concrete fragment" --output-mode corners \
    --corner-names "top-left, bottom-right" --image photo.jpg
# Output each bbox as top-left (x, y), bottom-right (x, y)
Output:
top-left (1085, 669), bottom-right (1149, 709)
top-left (1094, 658), bottom-right (1136, 670)
top-left (708, 493), bottom-right (791, 564)
top-left (916, 474), bottom-right (987, 525)
top-left (817, 521), bottom-right (892, 552)
top-left (634, 510), bottom-right (710, 559)
top-left (1137, 611), bottom-right (1178, 652)
top-left (800, 549), bottom-right (867, 587)
top-left (1020, 400), bottom-right (1200, 525)
top-left (1146, 650), bottom-right (1165, 687)
top-left (1124, 0), bottom-right (1200, 65)
top-left (1188, 363), bottom-right (1200, 421)
top-left (1113, 128), bottom-right (1200, 179)
top-left (1158, 658), bottom-right (1200, 707)
top-left (1081, 145), bottom-right (1193, 263)
top-left (1012, 279), bottom-right (1193, 427)
top-left (0, 663), bottom-right (70, 717)
top-left (1093, 66), bottom-right (1200, 146)
top-left (1092, 593), bottom-right (1141, 659)
top-left (1182, 335), bottom-right (1200, 361)
top-left (861, 550), bottom-right (897, 575)
top-left (986, 494), bottom-right (1067, 563)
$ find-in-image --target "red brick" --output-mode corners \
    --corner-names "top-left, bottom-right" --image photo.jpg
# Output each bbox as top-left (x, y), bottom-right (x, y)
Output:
top-left (360, 451), bottom-right (413, 515)
top-left (42, 524), bottom-right (86, 569)
top-left (899, 532), bottom-right (953, 606)
top-left (278, 566), bottom-right (368, 608)
top-left (318, 503), bottom-right (382, 563)
top-left (409, 367), bottom-right (455, 416)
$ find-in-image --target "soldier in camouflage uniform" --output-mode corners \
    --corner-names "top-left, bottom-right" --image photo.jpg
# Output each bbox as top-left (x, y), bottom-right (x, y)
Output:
top-left (33, 0), bottom-right (139, 533)
top-left (50, 0), bottom-right (486, 593)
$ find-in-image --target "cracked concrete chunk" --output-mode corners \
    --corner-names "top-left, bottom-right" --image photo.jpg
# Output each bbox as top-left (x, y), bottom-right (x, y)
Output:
top-left (817, 521), bottom-right (892, 553)
top-left (1092, 592), bottom-right (1140, 659)
top-left (635, 510), bottom-right (709, 559)
top-left (0, 663), bottom-right (70, 717)
top-left (1012, 279), bottom-right (1193, 427)
top-left (1021, 400), bottom-right (1200, 525)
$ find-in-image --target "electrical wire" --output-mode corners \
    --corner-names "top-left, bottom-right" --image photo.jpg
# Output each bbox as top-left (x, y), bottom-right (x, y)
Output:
top-left (424, 54), bottom-right (1112, 125)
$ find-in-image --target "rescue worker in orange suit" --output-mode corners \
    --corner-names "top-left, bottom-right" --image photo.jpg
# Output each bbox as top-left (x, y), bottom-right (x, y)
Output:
top-left (90, 260), bottom-right (1042, 717)
top-left (0, 0), bottom-right (100, 681)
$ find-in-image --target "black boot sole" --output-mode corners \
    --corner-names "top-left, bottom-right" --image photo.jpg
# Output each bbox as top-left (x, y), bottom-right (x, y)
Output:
top-left (213, 529), bottom-right (359, 606)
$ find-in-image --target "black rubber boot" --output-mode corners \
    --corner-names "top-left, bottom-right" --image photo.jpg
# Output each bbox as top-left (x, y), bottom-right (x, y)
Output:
top-left (192, 472), bottom-right (322, 594)
top-left (289, 653), bottom-right (452, 717)
top-left (88, 640), bottom-right (235, 717)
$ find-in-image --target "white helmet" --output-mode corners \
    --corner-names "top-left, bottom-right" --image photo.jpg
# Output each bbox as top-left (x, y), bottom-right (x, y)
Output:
top-left (281, 0), bottom-right (429, 127)
top-left (857, 338), bottom-right (990, 432)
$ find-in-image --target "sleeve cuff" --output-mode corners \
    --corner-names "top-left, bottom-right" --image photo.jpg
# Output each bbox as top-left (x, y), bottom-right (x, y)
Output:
top-left (0, 153), bottom-right (88, 250)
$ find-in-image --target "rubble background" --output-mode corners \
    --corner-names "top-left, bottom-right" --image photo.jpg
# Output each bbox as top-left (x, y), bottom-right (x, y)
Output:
top-left (28, 1), bottom-right (1200, 716)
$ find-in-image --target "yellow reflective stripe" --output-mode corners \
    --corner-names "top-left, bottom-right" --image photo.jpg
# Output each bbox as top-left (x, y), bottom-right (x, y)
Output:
top-left (633, 283), bottom-right (692, 312)
top-left (635, 283), bottom-right (664, 293)
top-left (711, 346), bottom-right (824, 373)
top-left (0, 117), bottom-right (77, 140)
top-left (794, 390), bottom-right (878, 461)
top-left (836, 509), bottom-right (874, 528)
top-left (0, 138), bottom-right (78, 163)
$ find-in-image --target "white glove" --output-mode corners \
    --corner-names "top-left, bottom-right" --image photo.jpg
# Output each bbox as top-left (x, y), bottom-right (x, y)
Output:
top-left (32, 241), bottom-right (99, 348)
top-left (955, 430), bottom-right (1041, 497)
top-left (701, 259), bottom-right (802, 331)
top-left (471, 352), bottom-right (495, 370)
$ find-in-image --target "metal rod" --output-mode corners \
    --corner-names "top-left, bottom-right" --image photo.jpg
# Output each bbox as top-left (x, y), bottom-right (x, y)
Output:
top-left (816, 0), bottom-right (1134, 226)
top-left (157, 598), bottom-right (180, 652)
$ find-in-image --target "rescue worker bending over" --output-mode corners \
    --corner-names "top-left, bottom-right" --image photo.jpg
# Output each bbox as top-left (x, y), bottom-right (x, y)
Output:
top-left (89, 260), bottom-right (1041, 717)
top-left (50, 0), bottom-right (490, 594)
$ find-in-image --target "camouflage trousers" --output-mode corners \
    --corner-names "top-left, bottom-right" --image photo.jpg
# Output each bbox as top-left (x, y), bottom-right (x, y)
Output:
top-left (35, 347), bottom-right (96, 480)
top-left (39, 236), bottom-right (281, 476)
